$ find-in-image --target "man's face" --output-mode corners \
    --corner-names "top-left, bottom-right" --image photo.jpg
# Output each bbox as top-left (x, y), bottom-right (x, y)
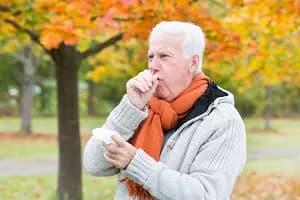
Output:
top-left (148, 33), bottom-right (194, 101)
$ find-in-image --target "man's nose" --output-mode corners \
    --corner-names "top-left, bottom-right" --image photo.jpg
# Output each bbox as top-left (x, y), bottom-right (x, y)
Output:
top-left (149, 57), bottom-right (160, 73)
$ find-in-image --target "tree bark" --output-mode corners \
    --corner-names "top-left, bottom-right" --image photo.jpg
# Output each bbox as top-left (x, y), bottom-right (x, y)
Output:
top-left (51, 45), bottom-right (82, 200)
top-left (20, 44), bottom-right (36, 134)
top-left (264, 85), bottom-right (272, 130)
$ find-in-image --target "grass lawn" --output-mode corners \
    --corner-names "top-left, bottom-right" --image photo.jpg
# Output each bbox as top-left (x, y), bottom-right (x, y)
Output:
top-left (245, 118), bottom-right (300, 150)
top-left (0, 139), bottom-right (58, 159)
top-left (1, 117), bottom-right (299, 156)
top-left (0, 173), bottom-right (118, 200)
top-left (243, 157), bottom-right (300, 176)
top-left (0, 117), bottom-right (106, 134)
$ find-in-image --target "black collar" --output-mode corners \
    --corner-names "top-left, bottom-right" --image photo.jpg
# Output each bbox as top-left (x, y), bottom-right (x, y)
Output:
top-left (175, 82), bottom-right (228, 130)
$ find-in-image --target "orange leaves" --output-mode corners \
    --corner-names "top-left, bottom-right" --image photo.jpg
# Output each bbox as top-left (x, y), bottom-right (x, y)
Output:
top-left (34, 0), bottom-right (57, 12)
top-left (40, 31), bottom-right (62, 49)
top-left (120, 0), bottom-right (139, 7)
top-left (40, 15), bottom-right (80, 49)
top-left (38, 0), bottom-right (97, 49)
top-left (3, 0), bottom-right (240, 60)
top-left (227, 0), bottom-right (244, 7)
top-left (295, 0), bottom-right (300, 13)
top-left (232, 173), bottom-right (300, 200)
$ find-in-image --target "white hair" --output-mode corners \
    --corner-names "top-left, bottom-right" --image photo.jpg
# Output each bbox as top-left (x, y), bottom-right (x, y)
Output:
top-left (150, 21), bottom-right (205, 73)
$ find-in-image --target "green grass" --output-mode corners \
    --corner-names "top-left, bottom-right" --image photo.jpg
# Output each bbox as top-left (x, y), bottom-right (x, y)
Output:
top-left (245, 118), bottom-right (299, 134)
top-left (246, 131), bottom-right (300, 150)
top-left (0, 117), bottom-right (106, 134)
top-left (0, 117), bottom-right (299, 158)
top-left (245, 118), bottom-right (300, 150)
top-left (0, 140), bottom-right (58, 159)
top-left (0, 173), bottom-right (118, 200)
top-left (243, 157), bottom-right (300, 176)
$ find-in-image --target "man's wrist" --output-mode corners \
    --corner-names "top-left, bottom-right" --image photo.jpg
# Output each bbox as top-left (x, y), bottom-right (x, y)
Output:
top-left (128, 98), bottom-right (146, 111)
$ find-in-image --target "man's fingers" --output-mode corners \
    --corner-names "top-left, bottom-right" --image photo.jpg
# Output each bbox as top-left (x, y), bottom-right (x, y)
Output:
top-left (104, 143), bottom-right (119, 154)
top-left (140, 71), bottom-right (153, 87)
top-left (129, 79), bottom-right (147, 93)
top-left (104, 153), bottom-right (120, 167)
top-left (111, 135), bottom-right (126, 147)
top-left (135, 76), bottom-right (150, 92)
top-left (150, 75), bottom-right (158, 92)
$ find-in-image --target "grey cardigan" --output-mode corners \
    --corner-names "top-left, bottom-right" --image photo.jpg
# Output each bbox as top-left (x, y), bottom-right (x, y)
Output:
top-left (84, 86), bottom-right (247, 200)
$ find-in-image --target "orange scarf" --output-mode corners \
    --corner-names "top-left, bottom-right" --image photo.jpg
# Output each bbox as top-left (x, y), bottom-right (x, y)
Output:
top-left (124, 72), bottom-right (210, 200)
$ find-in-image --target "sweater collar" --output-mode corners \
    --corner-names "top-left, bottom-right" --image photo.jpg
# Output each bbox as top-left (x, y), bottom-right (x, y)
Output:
top-left (175, 82), bottom-right (230, 130)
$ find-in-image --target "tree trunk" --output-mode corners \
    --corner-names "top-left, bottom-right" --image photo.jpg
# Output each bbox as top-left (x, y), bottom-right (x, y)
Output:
top-left (264, 85), bottom-right (272, 130)
top-left (87, 80), bottom-right (98, 116)
top-left (20, 44), bottom-right (36, 134)
top-left (51, 45), bottom-right (82, 200)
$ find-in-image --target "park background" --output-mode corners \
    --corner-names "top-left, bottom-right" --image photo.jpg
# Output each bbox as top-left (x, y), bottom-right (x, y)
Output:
top-left (0, 0), bottom-right (299, 199)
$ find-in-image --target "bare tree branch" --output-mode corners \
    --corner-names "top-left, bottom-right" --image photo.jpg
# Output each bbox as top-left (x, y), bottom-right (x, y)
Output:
top-left (1, 6), bottom-right (44, 49)
top-left (4, 19), bottom-right (41, 44)
top-left (0, 5), bottom-right (21, 15)
top-left (80, 33), bottom-right (123, 59)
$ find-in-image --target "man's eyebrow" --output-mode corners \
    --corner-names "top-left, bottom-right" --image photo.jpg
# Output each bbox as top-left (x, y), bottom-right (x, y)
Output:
top-left (148, 49), bottom-right (174, 55)
top-left (160, 50), bottom-right (174, 55)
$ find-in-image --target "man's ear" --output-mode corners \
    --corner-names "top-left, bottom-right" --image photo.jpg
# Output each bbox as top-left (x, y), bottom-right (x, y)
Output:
top-left (189, 55), bottom-right (199, 73)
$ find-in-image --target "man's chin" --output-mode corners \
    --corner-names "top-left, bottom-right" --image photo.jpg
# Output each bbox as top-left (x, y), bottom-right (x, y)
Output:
top-left (153, 90), bottom-right (168, 100)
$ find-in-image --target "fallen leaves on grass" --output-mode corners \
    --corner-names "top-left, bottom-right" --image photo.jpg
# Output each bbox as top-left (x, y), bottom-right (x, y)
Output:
top-left (232, 172), bottom-right (300, 200)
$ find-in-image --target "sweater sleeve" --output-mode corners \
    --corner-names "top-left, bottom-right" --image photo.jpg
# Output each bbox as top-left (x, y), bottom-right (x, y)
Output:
top-left (123, 118), bottom-right (247, 200)
top-left (83, 95), bottom-right (148, 176)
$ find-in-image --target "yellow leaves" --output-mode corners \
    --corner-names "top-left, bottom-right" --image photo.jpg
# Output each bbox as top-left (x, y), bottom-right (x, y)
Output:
top-left (222, 0), bottom-right (300, 89)
top-left (86, 65), bottom-right (112, 82)
top-left (77, 37), bottom-right (92, 52)
top-left (1, 39), bottom-right (19, 53)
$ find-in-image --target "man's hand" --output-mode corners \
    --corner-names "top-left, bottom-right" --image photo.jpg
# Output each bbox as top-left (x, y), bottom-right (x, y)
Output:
top-left (103, 135), bottom-right (137, 169)
top-left (126, 70), bottom-right (158, 110)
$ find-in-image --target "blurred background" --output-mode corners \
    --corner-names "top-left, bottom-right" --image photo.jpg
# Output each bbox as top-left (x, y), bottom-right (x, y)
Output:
top-left (0, 0), bottom-right (299, 199)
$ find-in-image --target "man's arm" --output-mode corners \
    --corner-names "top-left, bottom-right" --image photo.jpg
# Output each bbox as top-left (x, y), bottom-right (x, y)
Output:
top-left (84, 70), bottom-right (158, 176)
top-left (83, 95), bottom-right (148, 176)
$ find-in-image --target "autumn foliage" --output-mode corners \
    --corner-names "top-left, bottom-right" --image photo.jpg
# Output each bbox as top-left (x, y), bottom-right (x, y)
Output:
top-left (224, 0), bottom-right (300, 90)
top-left (0, 0), bottom-right (240, 61)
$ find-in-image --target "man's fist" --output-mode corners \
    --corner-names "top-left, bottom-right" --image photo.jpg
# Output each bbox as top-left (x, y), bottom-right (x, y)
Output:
top-left (103, 135), bottom-right (137, 169)
top-left (126, 70), bottom-right (158, 110)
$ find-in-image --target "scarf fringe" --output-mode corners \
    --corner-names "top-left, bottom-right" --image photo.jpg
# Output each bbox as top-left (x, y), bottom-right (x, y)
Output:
top-left (122, 178), bottom-right (155, 200)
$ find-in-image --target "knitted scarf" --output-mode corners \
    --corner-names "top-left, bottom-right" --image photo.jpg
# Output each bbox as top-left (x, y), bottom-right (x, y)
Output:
top-left (124, 72), bottom-right (210, 200)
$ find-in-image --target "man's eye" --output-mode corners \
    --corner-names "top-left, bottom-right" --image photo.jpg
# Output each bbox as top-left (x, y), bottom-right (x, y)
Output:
top-left (148, 55), bottom-right (153, 60)
top-left (160, 54), bottom-right (169, 58)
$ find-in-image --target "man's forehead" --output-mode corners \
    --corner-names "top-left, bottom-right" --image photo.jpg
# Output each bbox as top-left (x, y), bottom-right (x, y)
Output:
top-left (150, 32), bottom-right (183, 43)
top-left (148, 34), bottom-right (183, 53)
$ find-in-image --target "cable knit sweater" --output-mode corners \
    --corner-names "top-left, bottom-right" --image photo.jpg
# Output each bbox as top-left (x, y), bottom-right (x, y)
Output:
top-left (84, 84), bottom-right (247, 200)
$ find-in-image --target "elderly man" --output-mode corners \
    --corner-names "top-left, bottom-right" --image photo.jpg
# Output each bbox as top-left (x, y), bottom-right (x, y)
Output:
top-left (84, 21), bottom-right (247, 200)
